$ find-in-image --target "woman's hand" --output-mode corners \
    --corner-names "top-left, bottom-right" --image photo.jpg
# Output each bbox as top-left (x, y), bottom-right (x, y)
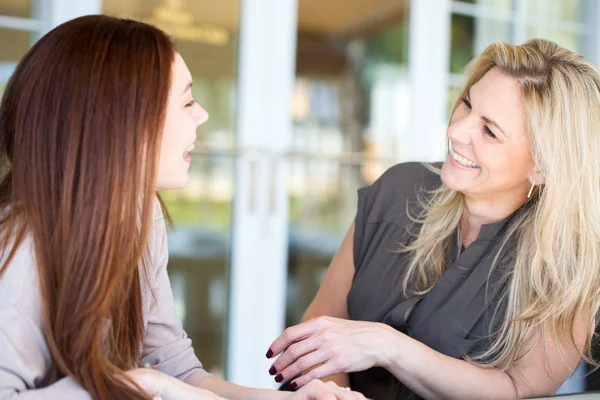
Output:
top-left (285, 380), bottom-right (368, 400)
top-left (266, 316), bottom-right (394, 388)
top-left (125, 368), bottom-right (227, 400)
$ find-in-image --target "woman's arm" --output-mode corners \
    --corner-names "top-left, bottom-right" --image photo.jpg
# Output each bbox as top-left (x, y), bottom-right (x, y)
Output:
top-left (296, 222), bottom-right (357, 387)
top-left (194, 376), bottom-right (287, 400)
top-left (267, 312), bottom-right (587, 399)
top-left (382, 314), bottom-right (587, 399)
top-left (195, 376), bottom-right (366, 400)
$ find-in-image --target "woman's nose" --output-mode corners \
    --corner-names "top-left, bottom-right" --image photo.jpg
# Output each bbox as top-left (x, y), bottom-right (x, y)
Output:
top-left (447, 115), bottom-right (475, 145)
top-left (194, 104), bottom-right (209, 126)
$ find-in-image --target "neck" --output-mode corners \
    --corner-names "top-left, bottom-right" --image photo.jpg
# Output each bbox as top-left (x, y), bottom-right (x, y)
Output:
top-left (460, 192), bottom-right (527, 247)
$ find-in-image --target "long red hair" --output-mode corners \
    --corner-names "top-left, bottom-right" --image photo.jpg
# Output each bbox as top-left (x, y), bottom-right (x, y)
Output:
top-left (0, 15), bottom-right (175, 399)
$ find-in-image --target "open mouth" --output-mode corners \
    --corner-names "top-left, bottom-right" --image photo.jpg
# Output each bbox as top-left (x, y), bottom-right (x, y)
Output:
top-left (448, 142), bottom-right (480, 169)
top-left (183, 143), bottom-right (195, 163)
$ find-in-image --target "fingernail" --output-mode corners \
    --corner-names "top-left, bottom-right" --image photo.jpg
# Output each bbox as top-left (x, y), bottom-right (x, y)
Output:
top-left (275, 374), bottom-right (283, 383)
top-left (290, 382), bottom-right (297, 390)
top-left (269, 366), bottom-right (277, 376)
top-left (266, 349), bottom-right (273, 358)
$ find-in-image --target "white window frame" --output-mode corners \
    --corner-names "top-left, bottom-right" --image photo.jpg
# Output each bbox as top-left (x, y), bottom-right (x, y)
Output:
top-left (408, 0), bottom-right (452, 162)
top-left (0, 0), bottom-right (100, 79)
top-left (227, 0), bottom-right (298, 388)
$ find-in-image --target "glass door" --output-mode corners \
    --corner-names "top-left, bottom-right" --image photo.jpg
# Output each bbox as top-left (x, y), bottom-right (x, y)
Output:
top-left (284, 0), bottom-right (412, 329)
top-left (103, 0), bottom-right (241, 379)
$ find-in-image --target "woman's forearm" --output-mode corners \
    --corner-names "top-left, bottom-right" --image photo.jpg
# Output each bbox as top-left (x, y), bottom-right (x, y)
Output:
top-left (195, 376), bottom-right (288, 400)
top-left (379, 325), bottom-right (518, 400)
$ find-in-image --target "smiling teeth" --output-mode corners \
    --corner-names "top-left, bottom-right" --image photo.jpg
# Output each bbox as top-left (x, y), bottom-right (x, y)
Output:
top-left (186, 144), bottom-right (195, 152)
top-left (449, 143), bottom-right (480, 168)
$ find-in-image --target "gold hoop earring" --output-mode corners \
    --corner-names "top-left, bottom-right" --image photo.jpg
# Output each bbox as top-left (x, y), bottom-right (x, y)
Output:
top-left (527, 180), bottom-right (536, 199)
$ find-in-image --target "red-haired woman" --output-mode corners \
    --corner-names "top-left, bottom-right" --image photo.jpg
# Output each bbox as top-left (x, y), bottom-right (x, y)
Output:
top-left (0, 15), bottom-right (366, 400)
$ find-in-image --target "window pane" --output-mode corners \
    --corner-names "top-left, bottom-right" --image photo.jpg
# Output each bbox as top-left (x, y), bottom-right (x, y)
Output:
top-left (287, 0), bottom-right (411, 327)
top-left (285, 159), bottom-right (397, 326)
top-left (450, 14), bottom-right (474, 74)
top-left (525, 27), bottom-right (583, 53)
top-left (464, 0), bottom-right (512, 11)
top-left (0, 28), bottom-right (31, 62)
top-left (0, 29), bottom-right (32, 96)
top-left (450, 14), bottom-right (512, 74)
top-left (524, 0), bottom-right (586, 23)
top-left (293, 1), bottom-right (411, 159)
top-left (476, 0), bottom-right (512, 10)
top-left (0, 0), bottom-right (32, 19)
top-left (103, 0), bottom-right (240, 379)
top-left (447, 85), bottom-right (463, 116)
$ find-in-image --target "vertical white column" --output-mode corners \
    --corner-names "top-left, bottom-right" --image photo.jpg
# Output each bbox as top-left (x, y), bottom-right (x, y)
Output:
top-left (408, 0), bottom-right (451, 162)
top-left (44, 0), bottom-right (101, 32)
top-left (511, 0), bottom-right (526, 45)
top-left (227, 0), bottom-right (297, 388)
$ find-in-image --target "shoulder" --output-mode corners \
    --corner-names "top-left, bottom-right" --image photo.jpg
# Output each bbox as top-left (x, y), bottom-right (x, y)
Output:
top-left (358, 162), bottom-right (442, 225)
top-left (373, 161), bottom-right (440, 191)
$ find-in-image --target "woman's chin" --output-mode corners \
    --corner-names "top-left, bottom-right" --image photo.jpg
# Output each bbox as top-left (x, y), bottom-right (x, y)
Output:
top-left (440, 161), bottom-right (464, 192)
top-left (156, 175), bottom-right (190, 191)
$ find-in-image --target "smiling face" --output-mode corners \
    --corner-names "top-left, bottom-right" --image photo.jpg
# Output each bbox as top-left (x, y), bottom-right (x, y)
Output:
top-left (441, 67), bottom-right (537, 201)
top-left (156, 52), bottom-right (209, 190)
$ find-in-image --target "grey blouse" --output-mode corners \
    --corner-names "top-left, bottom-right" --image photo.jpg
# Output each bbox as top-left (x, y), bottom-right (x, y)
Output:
top-left (348, 162), bottom-right (519, 400)
top-left (0, 198), bottom-right (210, 399)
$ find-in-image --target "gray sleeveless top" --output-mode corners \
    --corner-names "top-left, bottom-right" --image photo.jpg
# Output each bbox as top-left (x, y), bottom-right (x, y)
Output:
top-left (347, 162), bottom-right (519, 400)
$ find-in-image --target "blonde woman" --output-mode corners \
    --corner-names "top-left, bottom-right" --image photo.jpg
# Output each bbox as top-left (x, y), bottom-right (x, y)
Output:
top-left (266, 39), bottom-right (600, 399)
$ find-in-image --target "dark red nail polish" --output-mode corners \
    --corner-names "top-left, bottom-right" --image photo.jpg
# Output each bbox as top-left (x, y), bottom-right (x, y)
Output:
top-left (269, 366), bottom-right (277, 375)
top-left (275, 374), bottom-right (283, 383)
top-left (290, 382), bottom-right (297, 390)
top-left (266, 349), bottom-right (273, 358)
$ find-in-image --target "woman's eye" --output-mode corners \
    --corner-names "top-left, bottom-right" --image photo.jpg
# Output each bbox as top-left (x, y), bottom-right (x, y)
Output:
top-left (484, 126), bottom-right (497, 139)
top-left (186, 99), bottom-right (196, 107)
top-left (461, 97), bottom-right (497, 140)
top-left (461, 97), bottom-right (472, 109)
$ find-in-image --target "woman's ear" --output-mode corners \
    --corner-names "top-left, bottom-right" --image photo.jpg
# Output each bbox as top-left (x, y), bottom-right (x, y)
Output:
top-left (528, 170), bottom-right (546, 186)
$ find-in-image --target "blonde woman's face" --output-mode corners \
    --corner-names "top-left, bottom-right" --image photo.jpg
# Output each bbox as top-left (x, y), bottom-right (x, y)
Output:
top-left (156, 52), bottom-right (209, 190)
top-left (441, 67), bottom-right (535, 201)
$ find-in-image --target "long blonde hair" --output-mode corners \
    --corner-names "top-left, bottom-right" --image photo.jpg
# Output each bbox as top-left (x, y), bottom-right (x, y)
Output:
top-left (402, 39), bottom-right (600, 369)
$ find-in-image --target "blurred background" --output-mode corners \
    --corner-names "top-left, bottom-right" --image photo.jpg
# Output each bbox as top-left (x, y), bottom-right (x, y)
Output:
top-left (0, 0), bottom-right (598, 395)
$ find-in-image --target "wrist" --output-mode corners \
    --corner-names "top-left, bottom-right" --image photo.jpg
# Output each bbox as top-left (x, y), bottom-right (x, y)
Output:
top-left (245, 388), bottom-right (287, 400)
top-left (376, 323), bottom-right (405, 370)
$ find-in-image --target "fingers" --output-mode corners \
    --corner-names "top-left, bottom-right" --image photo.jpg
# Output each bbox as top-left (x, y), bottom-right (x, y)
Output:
top-left (288, 364), bottom-right (340, 389)
top-left (267, 320), bottom-right (319, 359)
top-left (269, 338), bottom-right (323, 381)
